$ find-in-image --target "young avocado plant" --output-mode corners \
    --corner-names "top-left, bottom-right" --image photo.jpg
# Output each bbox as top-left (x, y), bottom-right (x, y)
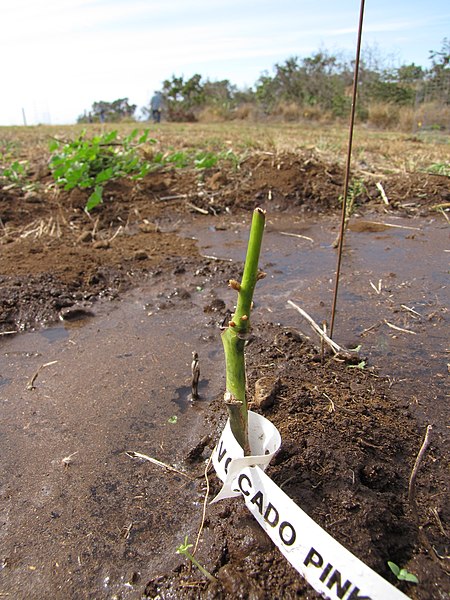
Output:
top-left (221, 207), bottom-right (266, 453)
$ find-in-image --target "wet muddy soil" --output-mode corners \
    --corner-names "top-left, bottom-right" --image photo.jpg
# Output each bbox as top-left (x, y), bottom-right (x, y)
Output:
top-left (1, 151), bottom-right (449, 599)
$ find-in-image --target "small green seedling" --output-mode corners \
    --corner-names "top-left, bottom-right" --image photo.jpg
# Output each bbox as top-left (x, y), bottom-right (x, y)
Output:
top-left (387, 561), bottom-right (419, 584)
top-left (348, 360), bottom-right (366, 370)
top-left (176, 536), bottom-right (216, 583)
top-left (349, 344), bottom-right (362, 353)
top-left (427, 162), bottom-right (450, 177)
top-left (168, 415), bottom-right (178, 424)
top-left (1, 160), bottom-right (28, 185)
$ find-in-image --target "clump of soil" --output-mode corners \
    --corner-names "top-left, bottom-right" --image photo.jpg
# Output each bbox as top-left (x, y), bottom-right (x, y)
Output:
top-left (142, 322), bottom-right (449, 600)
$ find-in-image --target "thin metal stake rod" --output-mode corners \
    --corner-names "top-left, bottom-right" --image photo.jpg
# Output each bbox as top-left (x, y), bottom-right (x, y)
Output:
top-left (329, 0), bottom-right (366, 338)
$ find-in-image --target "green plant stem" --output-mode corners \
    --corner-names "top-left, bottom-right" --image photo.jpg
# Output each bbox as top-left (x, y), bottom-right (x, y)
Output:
top-left (221, 207), bottom-right (266, 452)
top-left (184, 550), bottom-right (217, 583)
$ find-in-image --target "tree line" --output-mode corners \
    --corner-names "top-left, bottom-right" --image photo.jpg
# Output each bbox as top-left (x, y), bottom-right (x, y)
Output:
top-left (78, 39), bottom-right (450, 130)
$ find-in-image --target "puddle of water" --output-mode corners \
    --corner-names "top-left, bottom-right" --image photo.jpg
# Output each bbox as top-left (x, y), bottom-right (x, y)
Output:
top-left (39, 326), bottom-right (69, 343)
top-left (183, 212), bottom-right (449, 432)
top-left (0, 290), bottom-right (225, 597)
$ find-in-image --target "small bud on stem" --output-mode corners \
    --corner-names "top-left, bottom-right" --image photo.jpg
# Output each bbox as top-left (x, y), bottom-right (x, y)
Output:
top-left (228, 279), bottom-right (241, 291)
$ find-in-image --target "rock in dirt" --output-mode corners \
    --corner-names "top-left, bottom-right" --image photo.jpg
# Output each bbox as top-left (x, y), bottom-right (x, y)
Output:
top-left (133, 249), bottom-right (149, 260)
top-left (253, 375), bottom-right (280, 410)
top-left (77, 231), bottom-right (93, 244)
top-left (206, 171), bottom-right (228, 190)
top-left (59, 304), bottom-right (95, 321)
top-left (139, 222), bottom-right (159, 233)
top-left (93, 240), bottom-right (110, 249)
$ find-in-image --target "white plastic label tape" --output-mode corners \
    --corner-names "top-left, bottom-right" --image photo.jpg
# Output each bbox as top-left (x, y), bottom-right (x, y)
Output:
top-left (212, 411), bottom-right (410, 600)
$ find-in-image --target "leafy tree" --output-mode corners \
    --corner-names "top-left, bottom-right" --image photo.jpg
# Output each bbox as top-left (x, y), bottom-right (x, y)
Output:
top-left (255, 52), bottom-right (349, 116)
top-left (161, 74), bottom-right (204, 121)
top-left (396, 63), bottom-right (425, 84)
top-left (203, 79), bottom-right (236, 109)
top-left (77, 98), bottom-right (137, 123)
top-left (427, 38), bottom-right (450, 103)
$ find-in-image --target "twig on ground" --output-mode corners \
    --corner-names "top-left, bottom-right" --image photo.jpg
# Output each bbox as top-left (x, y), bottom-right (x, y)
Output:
top-left (401, 305), bottom-right (422, 318)
top-left (26, 360), bottom-right (58, 390)
top-left (122, 522), bottom-right (133, 540)
top-left (385, 320), bottom-right (417, 335)
top-left (186, 201), bottom-right (209, 215)
top-left (193, 454), bottom-right (213, 556)
top-left (287, 300), bottom-right (344, 354)
top-left (408, 425), bottom-right (443, 563)
top-left (320, 321), bottom-right (327, 364)
top-left (409, 425), bottom-right (433, 506)
top-left (158, 194), bottom-right (188, 202)
top-left (360, 322), bottom-right (382, 336)
top-left (191, 351), bottom-right (200, 400)
top-left (125, 451), bottom-right (192, 480)
top-left (199, 254), bottom-right (233, 262)
top-left (437, 207), bottom-right (450, 224)
top-left (107, 225), bottom-right (123, 243)
top-left (429, 507), bottom-right (449, 538)
top-left (375, 181), bottom-right (389, 205)
top-left (369, 279), bottom-right (382, 294)
top-left (369, 221), bottom-right (420, 231)
top-left (279, 231), bottom-right (314, 242)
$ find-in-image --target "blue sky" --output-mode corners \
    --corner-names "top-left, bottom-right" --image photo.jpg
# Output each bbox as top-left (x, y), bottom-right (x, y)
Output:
top-left (1, 0), bottom-right (449, 125)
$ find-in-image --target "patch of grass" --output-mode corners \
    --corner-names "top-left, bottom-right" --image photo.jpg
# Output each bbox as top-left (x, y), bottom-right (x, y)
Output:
top-left (152, 148), bottom-right (240, 170)
top-left (426, 161), bottom-right (450, 176)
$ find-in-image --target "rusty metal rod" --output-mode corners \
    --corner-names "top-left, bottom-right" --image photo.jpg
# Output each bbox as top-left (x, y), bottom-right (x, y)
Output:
top-left (329, 0), bottom-right (366, 338)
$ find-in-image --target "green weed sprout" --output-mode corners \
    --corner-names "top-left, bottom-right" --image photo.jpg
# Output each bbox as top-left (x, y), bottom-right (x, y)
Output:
top-left (387, 561), bottom-right (419, 584)
top-left (151, 148), bottom-right (240, 170)
top-left (176, 536), bottom-right (216, 583)
top-left (332, 177), bottom-right (366, 248)
top-left (427, 162), bottom-right (450, 177)
top-left (1, 160), bottom-right (28, 186)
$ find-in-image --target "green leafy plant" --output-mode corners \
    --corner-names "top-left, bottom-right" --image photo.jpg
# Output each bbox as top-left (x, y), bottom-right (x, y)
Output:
top-left (1, 160), bottom-right (28, 186)
top-left (427, 162), bottom-right (450, 177)
top-left (332, 178), bottom-right (367, 248)
top-left (152, 148), bottom-right (239, 171)
top-left (49, 129), bottom-right (154, 211)
top-left (339, 178), bottom-right (366, 215)
top-left (387, 561), bottom-right (419, 584)
top-left (348, 360), bottom-right (366, 370)
top-left (176, 536), bottom-right (216, 583)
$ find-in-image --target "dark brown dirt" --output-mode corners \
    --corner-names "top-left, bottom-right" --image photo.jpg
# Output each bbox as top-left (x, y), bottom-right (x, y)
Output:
top-left (1, 149), bottom-right (449, 599)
